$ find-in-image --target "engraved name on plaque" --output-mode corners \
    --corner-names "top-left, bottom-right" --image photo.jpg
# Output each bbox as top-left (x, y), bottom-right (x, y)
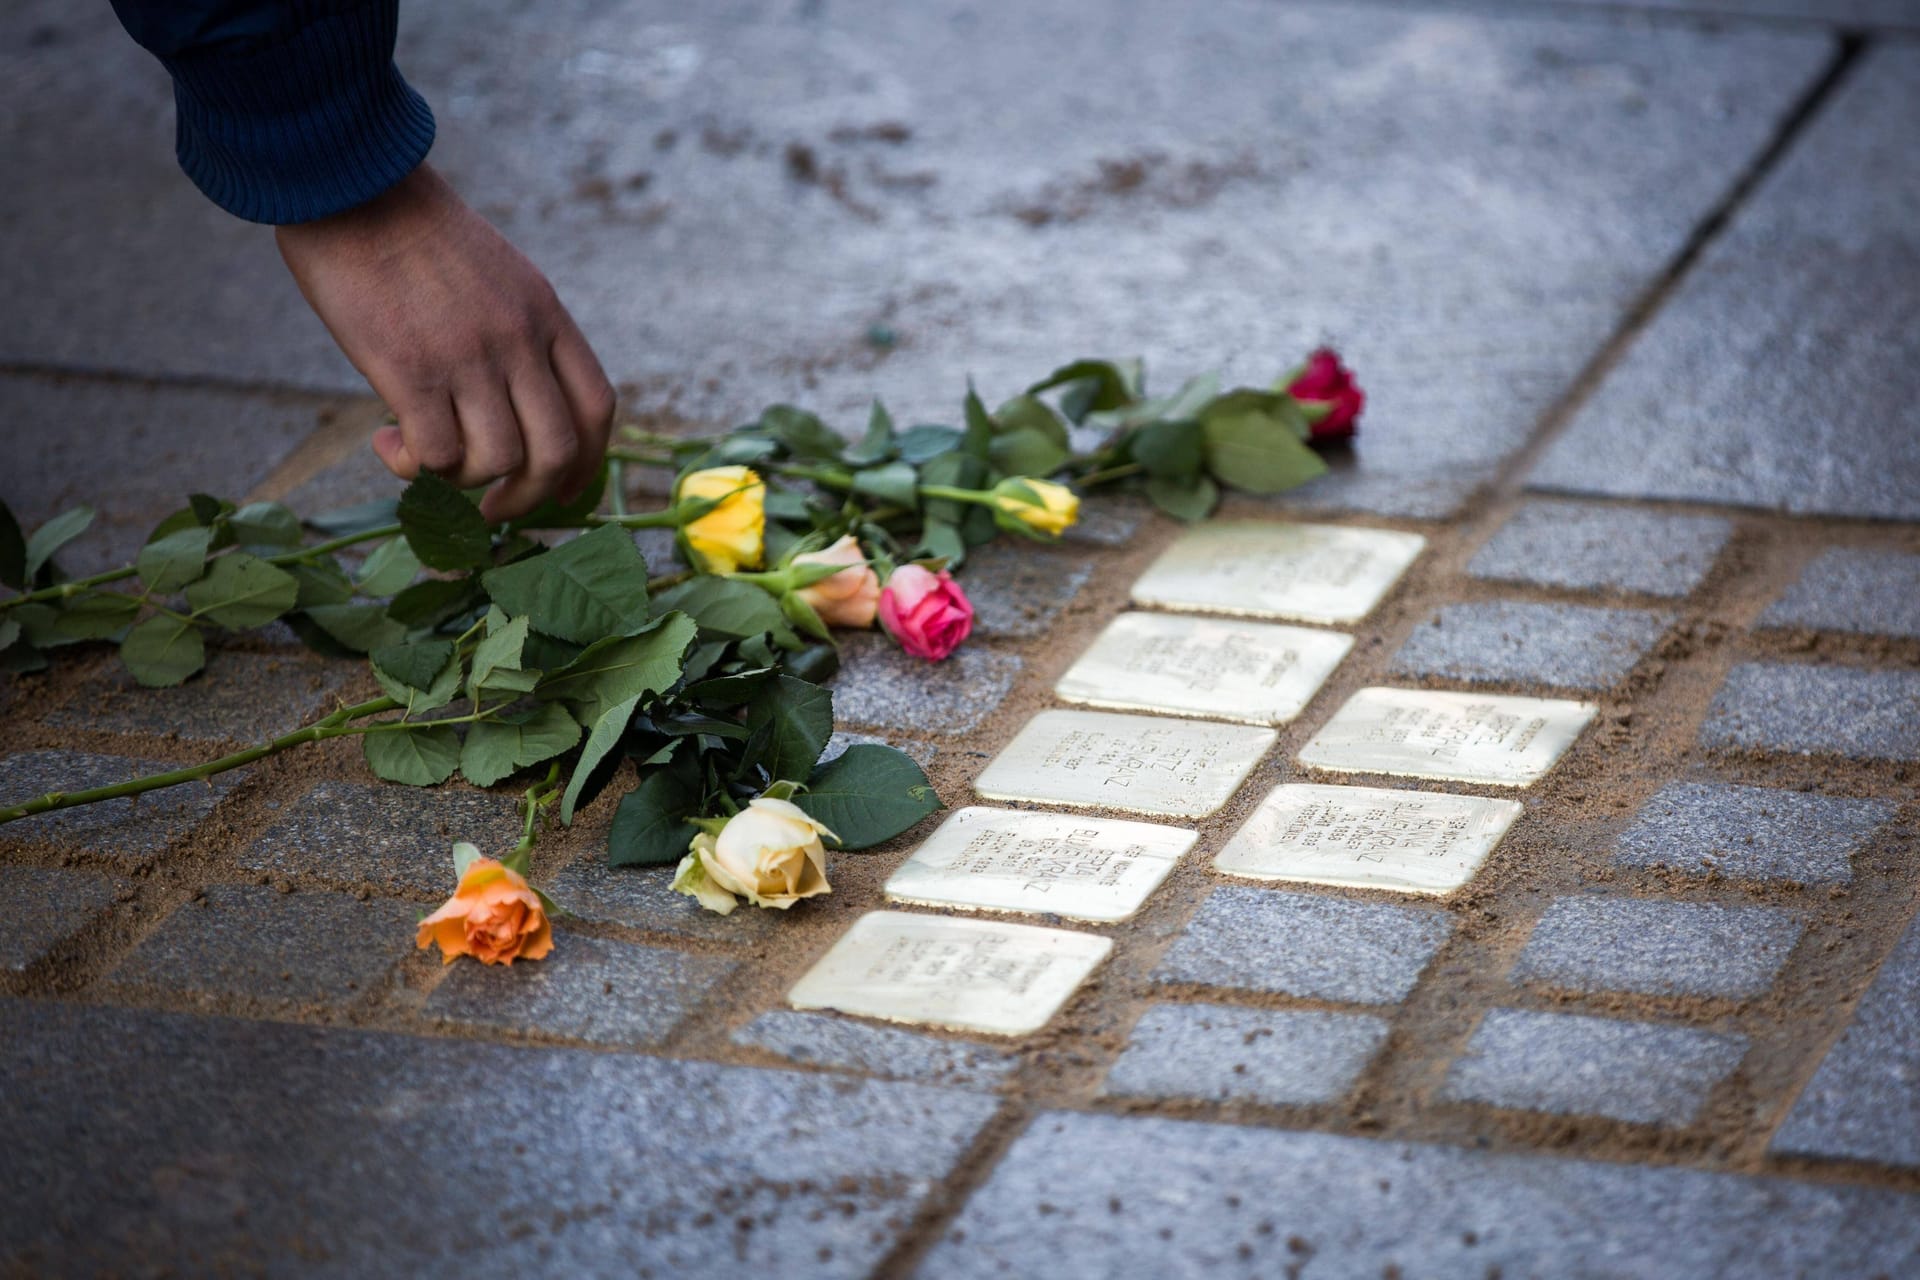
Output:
top-left (1056, 612), bottom-right (1353, 725)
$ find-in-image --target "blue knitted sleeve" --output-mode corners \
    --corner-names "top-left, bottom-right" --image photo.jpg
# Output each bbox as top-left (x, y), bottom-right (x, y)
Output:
top-left (107, 0), bottom-right (436, 225)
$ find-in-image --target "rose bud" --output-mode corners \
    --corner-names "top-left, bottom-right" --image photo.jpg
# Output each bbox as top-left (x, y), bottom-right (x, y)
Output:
top-left (1285, 348), bottom-right (1365, 441)
top-left (792, 534), bottom-right (882, 628)
top-left (877, 563), bottom-right (973, 661)
top-left (676, 465), bottom-right (767, 574)
top-left (416, 853), bottom-right (553, 965)
top-left (672, 797), bottom-right (835, 915)
top-left (990, 477), bottom-right (1080, 538)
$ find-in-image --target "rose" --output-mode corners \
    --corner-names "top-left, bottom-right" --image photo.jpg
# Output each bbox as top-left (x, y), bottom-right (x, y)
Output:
top-left (1285, 348), bottom-right (1364, 441)
top-left (878, 563), bottom-right (973, 661)
top-left (416, 851), bottom-right (553, 965)
top-left (990, 478), bottom-right (1080, 538)
top-left (677, 465), bottom-right (766, 573)
top-left (672, 797), bottom-right (835, 915)
top-left (792, 534), bottom-right (882, 628)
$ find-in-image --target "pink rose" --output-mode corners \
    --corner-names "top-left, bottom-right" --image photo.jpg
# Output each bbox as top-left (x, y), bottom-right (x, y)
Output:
top-left (877, 564), bottom-right (973, 661)
top-left (1286, 347), bottom-right (1365, 441)
top-left (793, 534), bottom-right (882, 629)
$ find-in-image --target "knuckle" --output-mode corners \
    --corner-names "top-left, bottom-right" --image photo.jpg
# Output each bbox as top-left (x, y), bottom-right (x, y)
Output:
top-left (582, 377), bottom-right (617, 430)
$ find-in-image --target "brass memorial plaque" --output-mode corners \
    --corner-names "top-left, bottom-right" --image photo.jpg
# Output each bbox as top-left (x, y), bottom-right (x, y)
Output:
top-left (974, 709), bottom-right (1276, 819)
top-left (1214, 783), bottom-right (1524, 894)
top-left (1298, 687), bottom-right (1596, 786)
top-left (786, 910), bottom-right (1113, 1036)
top-left (1130, 521), bottom-right (1426, 624)
top-left (1055, 612), bottom-right (1353, 725)
top-left (886, 806), bottom-right (1198, 923)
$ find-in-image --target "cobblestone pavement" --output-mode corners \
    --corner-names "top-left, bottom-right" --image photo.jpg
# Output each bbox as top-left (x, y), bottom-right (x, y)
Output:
top-left (3, 0), bottom-right (1918, 1275)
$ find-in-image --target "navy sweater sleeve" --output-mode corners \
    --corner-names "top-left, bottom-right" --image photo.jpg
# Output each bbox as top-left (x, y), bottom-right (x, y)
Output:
top-left (107, 0), bottom-right (435, 225)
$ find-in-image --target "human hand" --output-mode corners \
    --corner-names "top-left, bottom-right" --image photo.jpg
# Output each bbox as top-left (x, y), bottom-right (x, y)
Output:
top-left (275, 164), bottom-right (615, 521)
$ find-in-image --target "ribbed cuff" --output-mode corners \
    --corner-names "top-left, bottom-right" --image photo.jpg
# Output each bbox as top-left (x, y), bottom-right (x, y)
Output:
top-left (162, 0), bottom-right (435, 225)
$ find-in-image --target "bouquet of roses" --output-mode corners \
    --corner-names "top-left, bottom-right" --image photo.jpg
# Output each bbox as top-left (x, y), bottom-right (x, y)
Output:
top-left (0, 349), bottom-right (1361, 953)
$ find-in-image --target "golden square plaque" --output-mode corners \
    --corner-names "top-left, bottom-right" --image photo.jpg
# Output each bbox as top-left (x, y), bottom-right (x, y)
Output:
top-left (1055, 612), bottom-right (1354, 725)
top-left (1130, 521), bottom-right (1426, 625)
top-left (974, 709), bottom-right (1276, 819)
top-left (1214, 783), bottom-right (1524, 894)
top-left (1298, 687), bottom-right (1596, 786)
top-left (885, 806), bottom-right (1198, 923)
top-left (786, 910), bottom-right (1113, 1036)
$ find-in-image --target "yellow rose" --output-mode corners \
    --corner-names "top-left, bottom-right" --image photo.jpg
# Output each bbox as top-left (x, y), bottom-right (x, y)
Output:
top-left (678, 466), bottom-right (766, 574)
top-left (793, 534), bottom-right (882, 629)
top-left (671, 797), bottom-right (835, 915)
top-left (416, 852), bottom-right (553, 965)
top-left (992, 477), bottom-right (1079, 537)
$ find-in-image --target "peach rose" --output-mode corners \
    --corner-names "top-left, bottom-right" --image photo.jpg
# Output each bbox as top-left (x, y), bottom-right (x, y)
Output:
top-left (416, 850), bottom-right (554, 965)
top-left (792, 534), bottom-right (882, 629)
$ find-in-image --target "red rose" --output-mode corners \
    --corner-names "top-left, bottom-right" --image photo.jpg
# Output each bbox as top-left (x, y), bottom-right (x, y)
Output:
top-left (1287, 348), bottom-right (1364, 442)
top-left (877, 564), bottom-right (973, 661)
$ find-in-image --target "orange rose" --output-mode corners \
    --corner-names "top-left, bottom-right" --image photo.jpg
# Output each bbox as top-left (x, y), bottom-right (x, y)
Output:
top-left (793, 534), bottom-right (882, 629)
top-left (416, 853), bottom-right (554, 965)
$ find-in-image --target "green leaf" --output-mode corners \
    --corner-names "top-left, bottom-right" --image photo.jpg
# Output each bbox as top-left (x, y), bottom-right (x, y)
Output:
top-left (468, 613), bottom-right (539, 701)
top-left (759, 404), bottom-right (844, 461)
top-left (560, 693), bottom-right (643, 823)
top-left (536, 612), bottom-right (698, 727)
top-left (798, 744), bottom-right (941, 850)
top-left (354, 537), bottom-right (422, 597)
top-left (509, 462), bottom-right (608, 531)
top-left (188, 494), bottom-right (232, 527)
top-left (120, 615), bottom-right (206, 687)
top-left (397, 473), bottom-right (494, 571)
top-left (286, 560), bottom-right (354, 608)
top-left (136, 527), bottom-right (213, 593)
top-left (652, 576), bottom-right (796, 644)
top-left (372, 640), bottom-right (462, 715)
top-left (961, 387), bottom-right (994, 460)
top-left (0, 618), bottom-right (18, 653)
top-left (459, 703), bottom-right (581, 787)
top-left (914, 519), bottom-right (967, 567)
top-left (607, 762), bottom-right (702, 867)
top-left (183, 553), bottom-right (300, 628)
top-left (844, 400), bottom-right (897, 467)
top-left (362, 725), bottom-right (461, 786)
top-left (307, 497), bottom-right (399, 537)
top-left (451, 841), bottom-right (484, 879)
top-left (784, 642), bottom-right (840, 685)
top-left (685, 665), bottom-right (776, 706)
top-left (1146, 473), bottom-right (1221, 522)
top-left (480, 524), bottom-right (651, 644)
top-left (24, 506), bottom-right (95, 580)
top-left (896, 425), bottom-right (963, 464)
top-left (989, 425), bottom-right (1070, 478)
top-left (851, 459), bottom-right (920, 509)
top-left (302, 602), bottom-right (408, 653)
top-left (744, 674), bottom-right (834, 783)
top-left (0, 500), bottom-right (26, 589)
top-left (1028, 358), bottom-right (1145, 422)
top-left (229, 501), bottom-right (303, 548)
top-left (1130, 418), bottom-right (1205, 481)
top-left (387, 577), bottom-right (480, 630)
top-left (51, 592), bottom-right (143, 640)
top-left (1199, 391), bottom-right (1328, 494)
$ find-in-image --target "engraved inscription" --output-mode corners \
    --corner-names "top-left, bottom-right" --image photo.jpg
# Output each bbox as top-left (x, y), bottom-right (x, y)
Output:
top-left (1056, 613), bottom-right (1352, 725)
top-left (976, 710), bottom-right (1276, 819)
top-left (1298, 688), bottom-right (1597, 787)
top-left (1130, 521), bottom-right (1426, 624)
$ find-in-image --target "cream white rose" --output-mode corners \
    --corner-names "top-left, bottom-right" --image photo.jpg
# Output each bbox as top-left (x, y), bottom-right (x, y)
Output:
top-left (672, 797), bottom-right (835, 915)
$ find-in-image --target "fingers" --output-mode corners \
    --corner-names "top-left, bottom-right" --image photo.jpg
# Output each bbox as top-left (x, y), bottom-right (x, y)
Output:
top-left (382, 392), bottom-right (461, 481)
top-left (450, 377), bottom-right (525, 489)
top-left (371, 424), bottom-right (416, 478)
top-left (481, 365), bottom-right (582, 522)
top-left (549, 314), bottom-right (617, 500)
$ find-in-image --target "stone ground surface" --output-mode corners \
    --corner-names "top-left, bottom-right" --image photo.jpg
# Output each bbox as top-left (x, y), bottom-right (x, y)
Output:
top-left (3, 0), bottom-right (1919, 1276)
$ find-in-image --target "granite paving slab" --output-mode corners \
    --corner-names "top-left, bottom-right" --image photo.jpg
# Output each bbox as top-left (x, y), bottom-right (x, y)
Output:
top-left (0, 999), bottom-right (997, 1277)
top-left (959, 542), bottom-right (1094, 639)
top-left (1758, 548), bottom-right (1920, 639)
top-left (1700, 664), bottom-right (1920, 762)
top-left (1467, 500), bottom-right (1733, 599)
top-left (0, 750), bottom-right (239, 865)
top-left (1101, 1004), bottom-right (1389, 1107)
top-left (1612, 780), bottom-right (1894, 885)
top-left (1390, 599), bottom-right (1673, 690)
top-left (830, 634), bottom-right (1022, 737)
top-left (1, 4), bottom-right (1830, 519)
top-left (239, 780), bottom-right (524, 895)
top-left (47, 650), bottom-right (350, 744)
top-left (921, 1111), bottom-right (1920, 1278)
top-left (732, 1010), bottom-right (1018, 1091)
top-left (0, 375), bottom-right (325, 576)
top-left (102, 885), bottom-right (417, 1011)
top-left (1512, 896), bottom-right (1802, 999)
top-left (541, 856), bottom-right (779, 942)
top-left (0, 866), bottom-right (128, 971)
top-left (1530, 45), bottom-right (1920, 519)
top-left (1773, 914), bottom-right (1920, 1169)
top-left (1441, 1008), bottom-right (1748, 1127)
top-left (423, 931), bottom-right (735, 1048)
top-left (1155, 886), bottom-right (1453, 1004)
top-left (820, 730), bottom-right (937, 768)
